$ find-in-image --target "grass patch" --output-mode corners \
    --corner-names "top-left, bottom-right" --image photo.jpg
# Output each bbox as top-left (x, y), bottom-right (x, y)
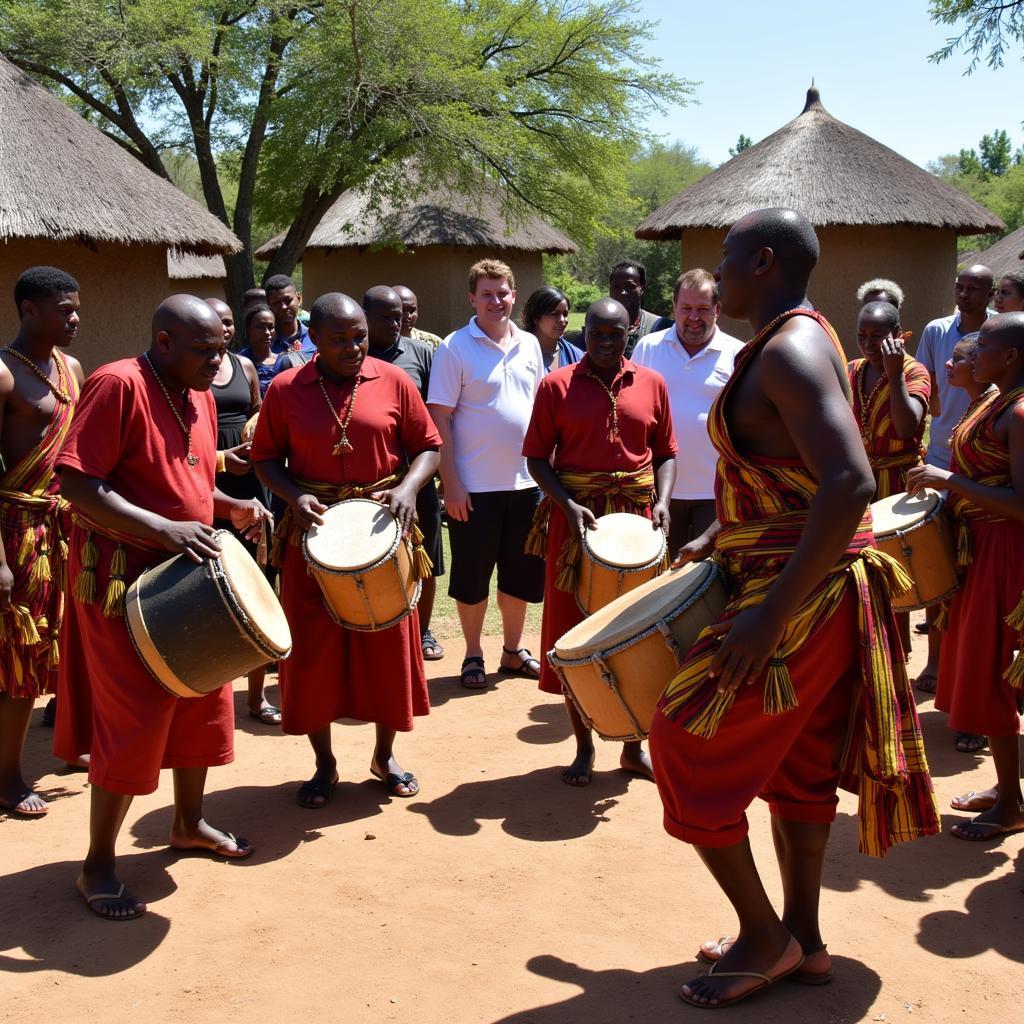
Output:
top-left (567, 311), bottom-right (585, 333)
top-left (430, 522), bottom-right (544, 642)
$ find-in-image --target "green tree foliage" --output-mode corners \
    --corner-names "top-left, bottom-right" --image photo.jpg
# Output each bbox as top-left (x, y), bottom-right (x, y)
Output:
top-left (546, 140), bottom-right (712, 315)
top-left (0, 1), bottom-right (692, 309)
top-left (728, 133), bottom-right (752, 157)
top-left (929, 1), bottom-right (1024, 72)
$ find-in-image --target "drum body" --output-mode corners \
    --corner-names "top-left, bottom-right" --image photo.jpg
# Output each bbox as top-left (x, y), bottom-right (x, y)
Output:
top-left (576, 512), bottom-right (666, 615)
top-left (551, 561), bottom-right (726, 741)
top-left (125, 530), bottom-right (292, 699)
top-left (303, 498), bottom-right (420, 631)
top-left (871, 489), bottom-right (959, 611)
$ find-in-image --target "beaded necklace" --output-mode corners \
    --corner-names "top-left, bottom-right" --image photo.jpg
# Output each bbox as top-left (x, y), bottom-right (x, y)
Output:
top-left (586, 362), bottom-right (624, 439)
top-left (2, 345), bottom-right (71, 403)
top-left (143, 352), bottom-right (199, 466)
top-left (319, 371), bottom-right (363, 455)
top-left (855, 360), bottom-right (887, 443)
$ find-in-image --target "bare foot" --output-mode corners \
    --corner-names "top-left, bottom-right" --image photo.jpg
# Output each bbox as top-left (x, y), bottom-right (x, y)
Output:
top-left (950, 802), bottom-right (1024, 842)
top-left (169, 819), bottom-right (253, 859)
top-left (950, 787), bottom-right (998, 812)
top-left (681, 933), bottom-right (803, 1007)
top-left (77, 871), bottom-right (146, 921)
top-left (619, 742), bottom-right (654, 780)
top-left (562, 748), bottom-right (595, 787)
top-left (0, 780), bottom-right (48, 817)
top-left (370, 755), bottom-right (419, 797)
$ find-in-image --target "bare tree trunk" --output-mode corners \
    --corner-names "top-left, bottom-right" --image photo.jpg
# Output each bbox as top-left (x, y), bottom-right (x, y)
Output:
top-left (262, 185), bottom-right (347, 280)
top-left (223, 250), bottom-right (255, 316)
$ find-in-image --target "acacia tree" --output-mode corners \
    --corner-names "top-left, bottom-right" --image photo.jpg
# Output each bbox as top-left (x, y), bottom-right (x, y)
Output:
top-left (929, 0), bottom-right (1024, 71)
top-left (0, 0), bottom-right (690, 309)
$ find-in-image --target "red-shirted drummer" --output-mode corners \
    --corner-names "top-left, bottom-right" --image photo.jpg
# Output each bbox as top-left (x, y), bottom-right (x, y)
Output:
top-left (251, 293), bottom-right (440, 808)
top-left (53, 296), bottom-right (271, 921)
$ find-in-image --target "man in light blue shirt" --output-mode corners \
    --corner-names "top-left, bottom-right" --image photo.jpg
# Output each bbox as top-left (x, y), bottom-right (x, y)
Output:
top-left (915, 265), bottom-right (994, 468)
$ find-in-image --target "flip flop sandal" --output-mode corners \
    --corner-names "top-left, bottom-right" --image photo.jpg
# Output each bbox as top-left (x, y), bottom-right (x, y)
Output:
top-left (169, 831), bottom-right (254, 859)
top-left (697, 936), bottom-right (735, 964)
top-left (421, 629), bottom-right (445, 661)
top-left (248, 704), bottom-right (282, 725)
top-left (950, 790), bottom-right (998, 812)
top-left (913, 621), bottom-right (930, 635)
top-left (679, 953), bottom-right (806, 1009)
top-left (698, 939), bottom-right (832, 985)
top-left (297, 772), bottom-right (339, 808)
top-left (954, 732), bottom-right (987, 753)
top-left (0, 794), bottom-right (49, 818)
top-left (499, 646), bottom-right (541, 679)
top-left (950, 818), bottom-right (1024, 842)
top-left (914, 672), bottom-right (938, 694)
top-left (78, 882), bottom-right (145, 921)
top-left (371, 767), bottom-right (419, 798)
top-left (461, 656), bottom-right (487, 689)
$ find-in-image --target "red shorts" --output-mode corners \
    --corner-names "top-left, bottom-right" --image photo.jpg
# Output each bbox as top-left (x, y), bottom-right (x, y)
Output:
top-left (649, 590), bottom-right (857, 847)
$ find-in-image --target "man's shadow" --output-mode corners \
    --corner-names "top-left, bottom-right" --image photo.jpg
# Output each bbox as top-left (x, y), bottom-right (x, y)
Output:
top-left (0, 853), bottom-right (172, 976)
top-left (517, 702), bottom-right (573, 746)
top-left (409, 768), bottom-right (634, 841)
top-left (491, 953), bottom-right (881, 1024)
top-left (916, 847), bottom-right (1024, 963)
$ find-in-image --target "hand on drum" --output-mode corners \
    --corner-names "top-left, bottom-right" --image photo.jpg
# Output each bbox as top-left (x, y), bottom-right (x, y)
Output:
top-left (672, 534), bottom-right (714, 568)
top-left (224, 442), bottom-right (252, 475)
top-left (229, 499), bottom-right (273, 543)
top-left (880, 335), bottom-right (906, 379)
top-left (566, 500), bottom-right (598, 536)
top-left (706, 604), bottom-right (787, 695)
top-left (652, 500), bottom-right (670, 535)
top-left (293, 493), bottom-right (327, 530)
top-left (157, 520), bottom-right (222, 563)
top-left (906, 463), bottom-right (950, 495)
top-left (372, 483), bottom-right (417, 536)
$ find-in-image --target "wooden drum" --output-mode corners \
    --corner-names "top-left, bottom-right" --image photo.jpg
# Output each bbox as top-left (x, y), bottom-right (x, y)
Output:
top-left (125, 530), bottom-right (292, 698)
top-left (303, 498), bottom-right (420, 631)
top-left (577, 512), bottom-right (667, 615)
top-left (551, 561), bottom-right (726, 741)
top-left (870, 489), bottom-right (959, 611)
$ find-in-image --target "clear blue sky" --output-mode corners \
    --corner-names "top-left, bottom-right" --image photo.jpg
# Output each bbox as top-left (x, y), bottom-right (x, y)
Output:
top-left (635, 0), bottom-right (1024, 168)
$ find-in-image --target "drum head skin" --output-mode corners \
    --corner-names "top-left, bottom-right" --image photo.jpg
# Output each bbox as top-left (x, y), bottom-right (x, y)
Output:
top-left (871, 489), bottom-right (941, 535)
top-left (556, 561), bottom-right (715, 656)
top-left (305, 498), bottom-right (399, 571)
top-left (584, 512), bottom-right (664, 567)
top-left (215, 532), bottom-right (292, 653)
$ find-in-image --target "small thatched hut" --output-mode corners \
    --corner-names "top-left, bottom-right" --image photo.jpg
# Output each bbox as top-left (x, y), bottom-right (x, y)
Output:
top-left (257, 180), bottom-right (575, 337)
top-left (167, 251), bottom-right (227, 301)
top-left (970, 227), bottom-right (1024, 282)
top-left (0, 55), bottom-right (240, 370)
top-left (635, 87), bottom-right (1004, 352)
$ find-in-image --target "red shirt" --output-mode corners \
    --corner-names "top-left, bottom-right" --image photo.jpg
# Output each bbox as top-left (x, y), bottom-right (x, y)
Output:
top-left (523, 356), bottom-right (677, 469)
top-left (56, 356), bottom-right (217, 524)
top-left (251, 354), bottom-right (441, 483)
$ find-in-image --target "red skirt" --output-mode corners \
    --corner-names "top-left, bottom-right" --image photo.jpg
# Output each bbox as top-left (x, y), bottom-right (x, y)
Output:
top-left (277, 542), bottom-right (429, 735)
top-left (936, 519), bottom-right (1024, 737)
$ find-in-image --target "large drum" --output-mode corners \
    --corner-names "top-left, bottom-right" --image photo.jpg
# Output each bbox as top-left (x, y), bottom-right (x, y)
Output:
top-left (871, 489), bottom-right (959, 611)
top-left (303, 498), bottom-right (420, 631)
top-left (551, 560), bottom-right (726, 741)
top-left (125, 530), bottom-right (292, 698)
top-left (577, 512), bottom-right (667, 615)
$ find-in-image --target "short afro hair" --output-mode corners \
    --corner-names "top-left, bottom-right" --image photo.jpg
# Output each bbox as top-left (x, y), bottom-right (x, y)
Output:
top-left (858, 300), bottom-right (901, 332)
top-left (14, 266), bottom-right (80, 318)
top-left (262, 273), bottom-right (297, 294)
top-left (857, 277), bottom-right (905, 309)
top-left (610, 260), bottom-right (646, 289)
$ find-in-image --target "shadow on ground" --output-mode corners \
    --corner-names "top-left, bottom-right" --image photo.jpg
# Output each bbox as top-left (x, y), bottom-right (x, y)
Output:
top-left (490, 953), bottom-right (881, 1024)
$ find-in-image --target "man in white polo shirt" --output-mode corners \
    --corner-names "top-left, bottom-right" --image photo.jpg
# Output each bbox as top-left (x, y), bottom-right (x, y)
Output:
top-left (428, 259), bottom-right (546, 690)
top-left (632, 268), bottom-right (744, 557)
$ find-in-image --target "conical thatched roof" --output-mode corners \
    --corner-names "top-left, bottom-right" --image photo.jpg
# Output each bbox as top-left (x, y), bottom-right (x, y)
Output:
top-left (0, 55), bottom-right (241, 255)
top-left (168, 251), bottom-right (227, 280)
top-left (256, 178), bottom-right (576, 258)
top-left (970, 227), bottom-right (1024, 280)
top-left (636, 87), bottom-right (1004, 239)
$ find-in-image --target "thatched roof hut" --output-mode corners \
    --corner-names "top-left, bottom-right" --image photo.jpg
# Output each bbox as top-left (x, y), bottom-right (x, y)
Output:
top-left (970, 227), bottom-right (1024, 282)
top-left (258, 179), bottom-right (575, 337)
top-left (0, 54), bottom-right (241, 369)
top-left (167, 251), bottom-right (227, 301)
top-left (635, 86), bottom-right (1005, 349)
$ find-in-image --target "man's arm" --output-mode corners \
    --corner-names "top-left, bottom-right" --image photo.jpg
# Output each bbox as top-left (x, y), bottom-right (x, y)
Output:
top-left (652, 454), bottom-right (675, 534)
top-left (710, 323), bottom-right (876, 691)
top-left (253, 458), bottom-right (326, 530)
top-left (58, 467), bottom-right (222, 563)
top-left (427, 404), bottom-right (472, 521)
top-left (526, 457), bottom-right (598, 535)
top-left (372, 448), bottom-right (441, 535)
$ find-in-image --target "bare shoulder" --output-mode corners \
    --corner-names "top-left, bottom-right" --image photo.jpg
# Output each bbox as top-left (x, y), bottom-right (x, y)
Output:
top-left (760, 315), bottom-right (846, 387)
top-left (236, 352), bottom-right (259, 377)
top-left (64, 353), bottom-right (86, 386)
top-left (0, 357), bottom-right (12, 398)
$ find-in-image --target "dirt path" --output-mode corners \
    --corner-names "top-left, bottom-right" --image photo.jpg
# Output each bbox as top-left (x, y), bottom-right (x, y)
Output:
top-left (4, 616), bottom-right (1021, 1024)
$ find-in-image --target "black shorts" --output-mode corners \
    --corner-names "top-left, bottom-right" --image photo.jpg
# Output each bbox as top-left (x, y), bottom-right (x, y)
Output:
top-left (415, 477), bottom-right (445, 577)
top-left (667, 498), bottom-right (717, 558)
top-left (447, 488), bottom-right (545, 605)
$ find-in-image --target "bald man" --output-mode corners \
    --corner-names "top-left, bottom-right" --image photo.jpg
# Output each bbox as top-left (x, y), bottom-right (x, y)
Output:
top-left (649, 210), bottom-right (938, 1007)
top-left (908, 313), bottom-right (1024, 843)
top-left (524, 298), bottom-right (676, 784)
top-left (253, 292), bottom-right (440, 808)
top-left (394, 285), bottom-right (443, 348)
top-left (53, 295), bottom-right (271, 920)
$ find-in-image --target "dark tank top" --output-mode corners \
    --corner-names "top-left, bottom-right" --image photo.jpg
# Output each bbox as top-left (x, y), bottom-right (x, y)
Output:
top-left (212, 352), bottom-right (251, 450)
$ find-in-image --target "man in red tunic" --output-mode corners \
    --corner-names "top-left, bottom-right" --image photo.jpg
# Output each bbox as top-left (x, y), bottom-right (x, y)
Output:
top-left (1, 267), bottom-right (84, 816)
top-left (53, 296), bottom-right (270, 920)
top-left (908, 312), bottom-right (1024, 842)
top-left (523, 298), bottom-right (675, 785)
top-left (252, 293), bottom-right (440, 807)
